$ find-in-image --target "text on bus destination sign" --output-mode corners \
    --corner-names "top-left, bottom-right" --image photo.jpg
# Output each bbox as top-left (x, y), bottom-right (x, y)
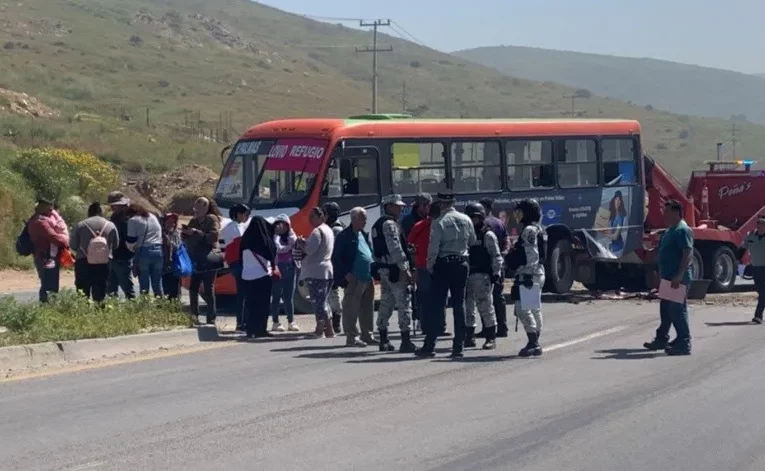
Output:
top-left (268, 144), bottom-right (325, 160)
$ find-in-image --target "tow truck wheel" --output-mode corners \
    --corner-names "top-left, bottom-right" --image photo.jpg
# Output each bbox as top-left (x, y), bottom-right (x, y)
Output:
top-left (689, 248), bottom-right (704, 282)
top-left (544, 238), bottom-right (575, 294)
top-left (705, 245), bottom-right (737, 293)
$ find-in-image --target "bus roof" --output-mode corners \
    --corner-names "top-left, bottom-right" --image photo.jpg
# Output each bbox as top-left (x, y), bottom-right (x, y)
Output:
top-left (240, 117), bottom-right (641, 141)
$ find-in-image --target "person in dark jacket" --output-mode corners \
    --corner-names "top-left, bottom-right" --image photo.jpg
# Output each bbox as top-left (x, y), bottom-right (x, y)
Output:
top-left (106, 191), bottom-right (136, 299)
top-left (332, 207), bottom-right (377, 347)
top-left (401, 192), bottom-right (432, 238)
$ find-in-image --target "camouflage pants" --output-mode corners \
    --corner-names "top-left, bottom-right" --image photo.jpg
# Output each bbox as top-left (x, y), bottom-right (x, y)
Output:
top-left (515, 274), bottom-right (545, 334)
top-left (328, 286), bottom-right (343, 315)
top-left (465, 273), bottom-right (496, 329)
top-left (377, 270), bottom-right (412, 332)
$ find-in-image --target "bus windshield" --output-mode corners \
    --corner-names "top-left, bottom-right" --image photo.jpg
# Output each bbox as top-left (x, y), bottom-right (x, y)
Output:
top-left (251, 138), bottom-right (329, 207)
top-left (214, 139), bottom-right (270, 207)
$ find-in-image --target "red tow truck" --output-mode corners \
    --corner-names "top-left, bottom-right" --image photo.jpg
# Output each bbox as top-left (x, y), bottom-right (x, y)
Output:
top-left (638, 157), bottom-right (764, 292)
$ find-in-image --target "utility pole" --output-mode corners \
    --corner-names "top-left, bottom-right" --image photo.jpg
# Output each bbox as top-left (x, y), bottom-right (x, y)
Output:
top-left (356, 19), bottom-right (392, 113)
top-left (401, 80), bottom-right (408, 112)
top-left (562, 94), bottom-right (577, 117)
top-left (731, 123), bottom-right (737, 160)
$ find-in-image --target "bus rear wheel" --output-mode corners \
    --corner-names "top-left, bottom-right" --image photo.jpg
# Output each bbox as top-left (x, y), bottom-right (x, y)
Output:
top-left (545, 238), bottom-right (575, 294)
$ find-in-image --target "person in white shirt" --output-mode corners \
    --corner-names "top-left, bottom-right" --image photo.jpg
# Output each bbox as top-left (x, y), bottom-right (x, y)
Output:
top-left (240, 215), bottom-right (277, 339)
top-left (221, 204), bottom-right (250, 332)
top-left (296, 207), bottom-right (335, 338)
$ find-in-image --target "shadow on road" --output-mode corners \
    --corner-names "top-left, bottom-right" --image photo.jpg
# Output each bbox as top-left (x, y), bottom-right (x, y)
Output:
top-left (433, 354), bottom-right (515, 363)
top-left (270, 344), bottom-right (347, 353)
top-left (297, 350), bottom-right (376, 360)
top-left (705, 321), bottom-right (755, 327)
top-left (593, 348), bottom-right (661, 360)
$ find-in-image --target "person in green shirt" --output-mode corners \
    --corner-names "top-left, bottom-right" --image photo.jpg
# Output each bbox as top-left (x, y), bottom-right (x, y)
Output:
top-left (644, 199), bottom-right (694, 356)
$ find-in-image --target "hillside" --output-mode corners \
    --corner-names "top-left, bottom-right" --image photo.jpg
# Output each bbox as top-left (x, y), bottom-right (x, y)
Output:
top-left (1, 1), bottom-right (765, 179)
top-left (455, 45), bottom-right (765, 126)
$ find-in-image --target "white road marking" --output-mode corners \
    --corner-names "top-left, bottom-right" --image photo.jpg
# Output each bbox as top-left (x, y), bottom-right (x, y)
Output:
top-left (66, 461), bottom-right (105, 471)
top-left (545, 326), bottom-right (627, 352)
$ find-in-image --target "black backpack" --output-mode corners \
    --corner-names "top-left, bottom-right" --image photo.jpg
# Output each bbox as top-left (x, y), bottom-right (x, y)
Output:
top-left (15, 220), bottom-right (34, 257)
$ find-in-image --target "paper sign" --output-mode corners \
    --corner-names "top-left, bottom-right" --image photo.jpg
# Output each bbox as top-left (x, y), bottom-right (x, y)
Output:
top-left (658, 279), bottom-right (687, 304)
top-left (738, 264), bottom-right (746, 277)
top-left (520, 285), bottom-right (542, 310)
top-left (263, 139), bottom-right (327, 173)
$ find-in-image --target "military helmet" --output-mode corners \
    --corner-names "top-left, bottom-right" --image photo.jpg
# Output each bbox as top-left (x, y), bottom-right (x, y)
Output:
top-left (464, 202), bottom-right (486, 219)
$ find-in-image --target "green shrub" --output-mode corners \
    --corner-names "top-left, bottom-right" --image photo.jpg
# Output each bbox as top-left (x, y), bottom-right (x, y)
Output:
top-left (0, 163), bottom-right (34, 268)
top-left (0, 290), bottom-right (192, 347)
top-left (12, 147), bottom-right (119, 203)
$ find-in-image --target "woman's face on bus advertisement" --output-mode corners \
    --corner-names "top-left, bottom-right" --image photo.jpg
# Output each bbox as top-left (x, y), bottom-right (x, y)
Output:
top-left (614, 196), bottom-right (622, 210)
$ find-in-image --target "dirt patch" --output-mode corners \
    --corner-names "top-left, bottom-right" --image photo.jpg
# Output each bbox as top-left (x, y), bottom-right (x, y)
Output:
top-left (0, 88), bottom-right (58, 118)
top-left (0, 269), bottom-right (74, 294)
top-left (129, 164), bottom-right (218, 214)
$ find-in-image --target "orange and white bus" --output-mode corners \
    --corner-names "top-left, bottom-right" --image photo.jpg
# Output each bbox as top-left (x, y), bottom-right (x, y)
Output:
top-left (212, 114), bottom-right (645, 310)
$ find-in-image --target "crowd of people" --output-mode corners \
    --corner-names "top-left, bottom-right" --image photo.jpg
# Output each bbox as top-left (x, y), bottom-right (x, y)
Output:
top-left (21, 186), bottom-right (713, 359)
top-left (23, 191), bottom-right (224, 325)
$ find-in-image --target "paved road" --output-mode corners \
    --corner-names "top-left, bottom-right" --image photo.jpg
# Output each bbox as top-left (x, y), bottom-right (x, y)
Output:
top-left (1, 300), bottom-right (764, 471)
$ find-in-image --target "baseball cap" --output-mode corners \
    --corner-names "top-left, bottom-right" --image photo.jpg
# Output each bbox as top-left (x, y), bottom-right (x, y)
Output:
top-left (381, 194), bottom-right (406, 206)
top-left (107, 191), bottom-right (130, 206)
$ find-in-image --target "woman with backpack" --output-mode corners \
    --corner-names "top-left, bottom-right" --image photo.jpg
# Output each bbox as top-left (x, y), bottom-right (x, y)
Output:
top-left (126, 203), bottom-right (164, 297)
top-left (70, 202), bottom-right (119, 303)
top-left (161, 213), bottom-right (183, 300)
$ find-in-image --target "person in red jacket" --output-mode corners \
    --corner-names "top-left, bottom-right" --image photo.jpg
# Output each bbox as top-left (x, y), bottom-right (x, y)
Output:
top-left (406, 203), bottom-right (449, 337)
top-left (27, 198), bottom-right (69, 302)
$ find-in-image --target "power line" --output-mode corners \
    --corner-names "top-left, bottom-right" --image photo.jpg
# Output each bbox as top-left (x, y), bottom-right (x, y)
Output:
top-left (300, 14), bottom-right (364, 22)
top-left (355, 20), bottom-right (393, 114)
top-left (390, 20), bottom-right (427, 47)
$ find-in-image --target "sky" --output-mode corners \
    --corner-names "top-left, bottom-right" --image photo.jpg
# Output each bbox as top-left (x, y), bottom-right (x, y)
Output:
top-left (258, 0), bottom-right (765, 74)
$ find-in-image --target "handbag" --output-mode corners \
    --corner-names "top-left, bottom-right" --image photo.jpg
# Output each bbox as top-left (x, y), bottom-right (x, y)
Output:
top-left (58, 248), bottom-right (75, 269)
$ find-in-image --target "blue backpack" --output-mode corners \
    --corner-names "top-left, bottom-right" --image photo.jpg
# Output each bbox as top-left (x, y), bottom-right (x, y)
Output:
top-left (15, 220), bottom-right (34, 257)
top-left (172, 243), bottom-right (193, 278)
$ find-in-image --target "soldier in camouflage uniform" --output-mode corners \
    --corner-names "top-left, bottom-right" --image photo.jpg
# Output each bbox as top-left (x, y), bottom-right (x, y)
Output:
top-left (463, 203), bottom-right (503, 350)
top-left (506, 199), bottom-right (547, 357)
top-left (323, 202), bottom-right (345, 333)
top-left (371, 194), bottom-right (417, 353)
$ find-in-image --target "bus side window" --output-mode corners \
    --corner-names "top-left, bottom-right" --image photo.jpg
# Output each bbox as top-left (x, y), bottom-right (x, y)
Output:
top-left (450, 141), bottom-right (502, 193)
top-left (558, 139), bottom-right (598, 188)
top-left (391, 142), bottom-right (447, 195)
top-left (323, 149), bottom-right (380, 197)
top-left (506, 140), bottom-right (554, 190)
top-left (602, 138), bottom-right (638, 186)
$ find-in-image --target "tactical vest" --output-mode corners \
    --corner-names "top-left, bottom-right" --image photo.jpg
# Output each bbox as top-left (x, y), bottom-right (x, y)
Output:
top-left (506, 223), bottom-right (547, 270)
top-left (371, 215), bottom-right (407, 260)
top-left (468, 226), bottom-right (492, 275)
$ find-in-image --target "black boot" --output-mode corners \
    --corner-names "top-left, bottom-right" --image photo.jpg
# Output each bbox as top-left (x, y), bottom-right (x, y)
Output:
top-left (519, 332), bottom-right (540, 357)
top-left (379, 329), bottom-right (395, 352)
top-left (464, 327), bottom-right (477, 348)
top-left (482, 326), bottom-right (497, 350)
top-left (332, 313), bottom-right (342, 334)
top-left (643, 337), bottom-right (669, 351)
top-left (399, 330), bottom-right (416, 353)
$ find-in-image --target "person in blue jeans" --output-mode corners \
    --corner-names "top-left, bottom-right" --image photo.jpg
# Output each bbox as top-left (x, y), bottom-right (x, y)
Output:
top-left (270, 214), bottom-right (300, 332)
top-left (126, 203), bottom-right (164, 297)
top-left (644, 199), bottom-right (694, 355)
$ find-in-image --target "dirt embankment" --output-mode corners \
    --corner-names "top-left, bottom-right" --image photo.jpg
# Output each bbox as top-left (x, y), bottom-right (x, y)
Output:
top-left (126, 164), bottom-right (218, 215)
top-left (0, 88), bottom-right (58, 118)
